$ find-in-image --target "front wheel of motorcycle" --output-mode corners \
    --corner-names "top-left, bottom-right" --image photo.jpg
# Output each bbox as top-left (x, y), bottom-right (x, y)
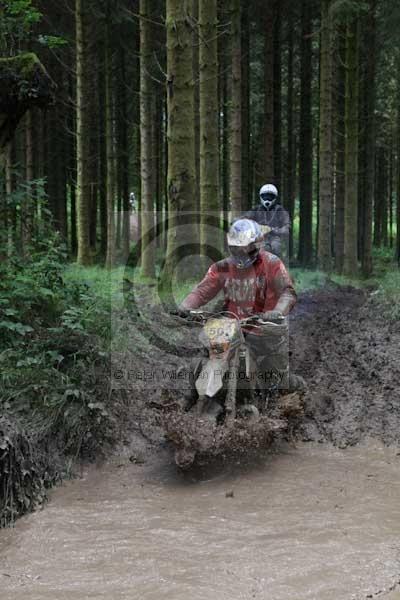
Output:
top-left (225, 349), bottom-right (239, 427)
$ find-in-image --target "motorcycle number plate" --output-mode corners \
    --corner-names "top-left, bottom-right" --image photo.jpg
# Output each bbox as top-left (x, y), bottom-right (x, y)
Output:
top-left (196, 359), bottom-right (229, 398)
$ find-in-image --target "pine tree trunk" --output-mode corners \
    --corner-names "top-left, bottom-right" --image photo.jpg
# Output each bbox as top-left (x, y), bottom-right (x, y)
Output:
top-left (23, 109), bottom-right (34, 248)
top-left (286, 6), bottom-right (295, 259)
top-left (76, 0), bottom-right (92, 265)
top-left (298, 0), bottom-right (313, 265)
top-left (57, 72), bottom-right (69, 243)
top-left (163, 0), bottom-right (196, 282)
top-left (374, 148), bottom-right (383, 247)
top-left (119, 45), bottom-right (130, 262)
top-left (140, 0), bottom-right (156, 278)
top-left (105, 19), bottom-right (116, 269)
top-left (67, 75), bottom-right (77, 256)
top-left (193, 0), bottom-right (200, 216)
top-left (361, 0), bottom-right (376, 274)
top-left (273, 0), bottom-right (281, 191)
top-left (335, 26), bottom-right (346, 273)
top-left (154, 93), bottom-right (163, 248)
top-left (397, 59), bottom-right (400, 264)
top-left (318, 0), bottom-right (333, 272)
top-left (315, 36), bottom-right (321, 256)
top-left (381, 149), bottom-right (389, 247)
top-left (97, 56), bottom-right (107, 259)
top-left (89, 59), bottom-right (98, 251)
top-left (263, 0), bottom-right (274, 183)
top-left (5, 142), bottom-right (14, 255)
top-left (343, 16), bottom-right (360, 277)
top-left (229, 0), bottom-right (242, 217)
top-left (241, 3), bottom-right (250, 208)
top-left (220, 37), bottom-right (230, 226)
top-left (389, 135), bottom-right (394, 247)
top-left (199, 0), bottom-right (220, 260)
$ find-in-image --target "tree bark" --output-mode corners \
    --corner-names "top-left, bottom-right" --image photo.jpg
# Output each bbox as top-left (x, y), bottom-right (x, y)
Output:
top-left (374, 147), bottom-right (383, 247)
top-left (389, 134), bottom-right (394, 247)
top-left (229, 0), bottom-right (242, 217)
top-left (241, 3), bottom-right (250, 208)
top-left (361, 0), bottom-right (376, 275)
top-left (263, 0), bottom-right (274, 184)
top-left (199, 0), bottom-right (220, 260)
top-left (76, 0), bottom-right (92, 265)
top-left (140, 0), bottom-right (156, 278)
top-left (273, 0), bottom-right (281, 192)
top-left (119, 45), bottom-right (130, 262)
top-left (343, 15), bottom-right (360, 277)
top-left (286, 5), bottom-right (295, 260)
top-left (335, 24), bottom-right (346, 273)
top-left (163, 0), bottom-right (196, 282)
top-left (105, 17), bottom-right (116, 269)
top-left (193, 0), bottom-right (200, 216)
top-left (23, 109), bottom-right (34, 248)
top-left (397, 58), bottom-right (400, 265)
top-left (298, 0), bottom-right (314, 266)
top-left (381, 148), bottom-right (389, 247)
top-left (5, 142), bottom-right (14, 255)
top-left (219, 29), bottom-right (229, 227)
top-left (318, 0), bottom-right (333, 272)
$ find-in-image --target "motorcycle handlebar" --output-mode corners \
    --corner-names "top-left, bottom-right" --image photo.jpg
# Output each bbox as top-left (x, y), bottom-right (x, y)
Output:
top-left (187, 310), bottom-right (285, 326)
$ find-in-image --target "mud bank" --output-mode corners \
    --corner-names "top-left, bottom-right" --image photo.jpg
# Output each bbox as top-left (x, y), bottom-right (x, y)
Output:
top-left (291, 286), bottom-right (400, 447)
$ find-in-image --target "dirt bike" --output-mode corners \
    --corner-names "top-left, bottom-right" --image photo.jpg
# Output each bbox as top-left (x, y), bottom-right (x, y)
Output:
top-left (260, 224), bottom-right (284, 258)
top-left (158, 311), bottom-right (304, 470)
top-left (191, 311), bottom-right (282, 424)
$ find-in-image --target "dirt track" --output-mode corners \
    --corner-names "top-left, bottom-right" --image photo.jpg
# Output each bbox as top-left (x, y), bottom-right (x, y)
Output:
top-left (122, 284), bottom-right (400, 457)
top-left (2, 286), bottom-right (400, 600)
top-left (291, 286), bottom-right (400, 448)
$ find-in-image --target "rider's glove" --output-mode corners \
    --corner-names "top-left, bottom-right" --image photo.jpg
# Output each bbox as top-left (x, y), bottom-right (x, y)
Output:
top-left (260, 310), bottom-right (284, 322)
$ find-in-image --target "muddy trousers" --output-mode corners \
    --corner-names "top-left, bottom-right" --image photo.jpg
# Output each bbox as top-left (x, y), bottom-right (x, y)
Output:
top-left (245, 320), bottom-right (289, 391)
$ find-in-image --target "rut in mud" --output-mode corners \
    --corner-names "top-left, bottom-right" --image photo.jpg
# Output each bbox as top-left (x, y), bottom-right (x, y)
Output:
top-left (290, 285), bottom-right (400, 448)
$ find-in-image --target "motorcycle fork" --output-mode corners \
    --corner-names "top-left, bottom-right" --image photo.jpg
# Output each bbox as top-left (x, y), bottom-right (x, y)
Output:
top-left (240, 344), bottom-right (258, 408)
top-left (225, 347), bottom-right (240, 427)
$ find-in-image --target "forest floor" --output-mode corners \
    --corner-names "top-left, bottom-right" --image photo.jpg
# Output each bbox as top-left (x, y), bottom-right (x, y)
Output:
top-left (291, 285), bottom-right (400, 447)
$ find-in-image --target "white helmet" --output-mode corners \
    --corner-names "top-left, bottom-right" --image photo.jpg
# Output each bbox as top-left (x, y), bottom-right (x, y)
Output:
top-left (227, 219), bottom-right (263, 269)
top-left (259, 184), bottom-right (278, 209)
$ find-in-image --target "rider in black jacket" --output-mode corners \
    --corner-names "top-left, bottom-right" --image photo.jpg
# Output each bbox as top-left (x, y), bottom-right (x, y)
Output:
top-left (241, 184), bottom-right (290, 257)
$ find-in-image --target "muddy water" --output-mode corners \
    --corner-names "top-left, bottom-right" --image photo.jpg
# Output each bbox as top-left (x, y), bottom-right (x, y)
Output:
top-left (1, 443), bottom-right (400, 600)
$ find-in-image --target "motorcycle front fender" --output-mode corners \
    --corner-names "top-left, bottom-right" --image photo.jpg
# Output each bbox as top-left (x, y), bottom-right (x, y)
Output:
top-left (195, 358), bottom-right (229, 398)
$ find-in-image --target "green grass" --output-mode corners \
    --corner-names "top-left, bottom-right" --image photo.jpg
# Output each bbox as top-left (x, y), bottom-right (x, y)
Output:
top-left (65, 247), bottom-right (400, 325)
top-left (65, 263), bottom-right (199, 308)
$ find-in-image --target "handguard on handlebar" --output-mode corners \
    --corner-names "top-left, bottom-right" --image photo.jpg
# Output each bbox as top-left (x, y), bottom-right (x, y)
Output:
top-left (241, 314), bottom-right (285, 326)
top-left (171, 309), bottom-right (285, 327)
top-left (169, 309), bottom-right (208, 326)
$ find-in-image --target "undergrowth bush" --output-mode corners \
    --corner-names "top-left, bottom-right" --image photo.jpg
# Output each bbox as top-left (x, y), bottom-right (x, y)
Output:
top-left (0, 237), bottom-right (117, 526)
